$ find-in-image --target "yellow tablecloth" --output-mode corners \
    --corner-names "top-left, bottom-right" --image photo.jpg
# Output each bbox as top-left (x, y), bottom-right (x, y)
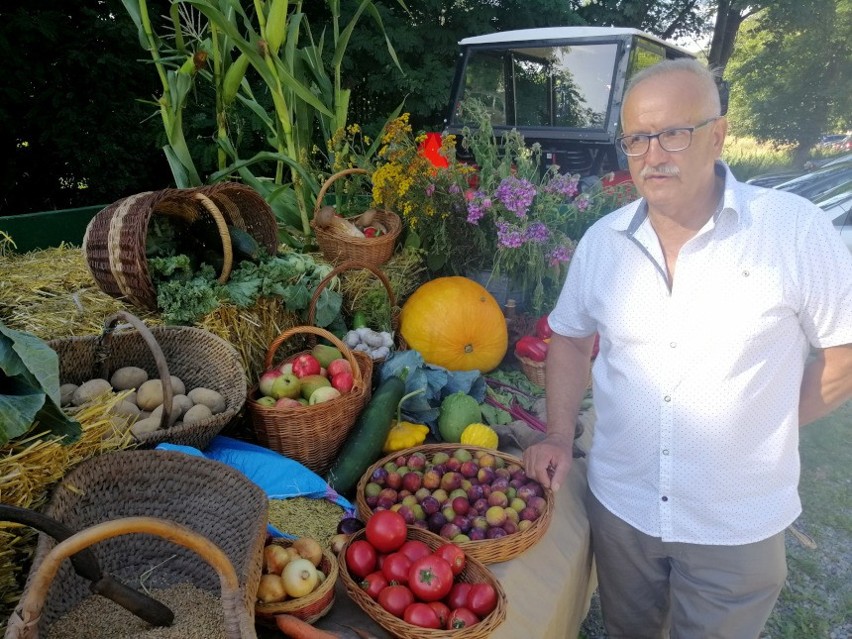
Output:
top-left (308, 413), bottom-right (597, 639)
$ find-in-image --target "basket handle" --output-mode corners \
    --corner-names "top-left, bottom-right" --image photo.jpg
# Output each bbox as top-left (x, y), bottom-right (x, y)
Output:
top-left (98, 311), bottom-right (175, 430)
top-left (263, 326), bottom-right (363, 389)
top-left (313, 167), bottom-right (369, 215)
top-left (306, 259), bottom-right (398, 328)
top-left (193, 192), bottom-right (234, 285)
top-left (5, 516), bottom-right (250, 639)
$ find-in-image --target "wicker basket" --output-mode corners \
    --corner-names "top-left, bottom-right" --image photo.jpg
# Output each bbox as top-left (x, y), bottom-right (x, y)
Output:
top-left (518, 355), bottom-right (546, 387)
top-left (48, 310), bottom-right (247, 450)
top-left (83, 182), bottom-right (278, 310)
top-left (307, 259), bottom-right (408, 357)
top-left (339, 526), bottom-right (507, 639)
top-left (247, 326), bottom-right (372, 475)
top-left (255, 538), bottom-right (338, 624)
top-left (6, 449), bottom-right (268, 639)
top-left (311, 168), bottom-right (402, 267)
top-left (355, 444), bottom-right (554, 564)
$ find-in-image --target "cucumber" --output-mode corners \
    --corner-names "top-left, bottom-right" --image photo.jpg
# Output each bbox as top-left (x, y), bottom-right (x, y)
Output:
top-left (325, 374), bottom-right (407, 495)
top-left (228, 226), bottom-right (261, 262)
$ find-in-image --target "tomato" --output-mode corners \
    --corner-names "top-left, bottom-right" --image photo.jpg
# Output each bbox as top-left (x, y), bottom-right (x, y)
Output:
top-left (446, 607), bottom-right (480, 629)
top-left (359, 571), bottom-right (388, 600)
top-left (381, 551), bottom-right (413, 585)
top-left (433, 543), bottom-right (466, 576)
top-left (291, 353), bottom-right (321, 378)
top-left (427, 601), bottom-right (451, 627)
top-left (365, 510), bottom-right (408, 553)
top-left (398, 539), bottom-right (432, 563)
top-left (444, 582), bottom-right (472, 610)
top-left (408, 555), bottom-right (454, 602)
top-left (377, 584), bottom-right (415, 618)
top-left (344, 540), bottom-right (377, 579)
top-left (467, 582), bottom-right (498, 616)
top-left (403, 602), bottom-right (442, 628)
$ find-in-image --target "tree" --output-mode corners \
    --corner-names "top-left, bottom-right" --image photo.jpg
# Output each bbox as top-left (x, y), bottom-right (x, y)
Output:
top-left (706, 1), bottom-right (764, 74)
top-left (570, 0), bottom-right (710, 41)
top-left (725, 0), bottom-right (851, 162)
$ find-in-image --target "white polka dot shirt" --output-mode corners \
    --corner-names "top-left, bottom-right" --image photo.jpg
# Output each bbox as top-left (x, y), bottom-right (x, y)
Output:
top-left (550, 162), bottom-right (852, 544)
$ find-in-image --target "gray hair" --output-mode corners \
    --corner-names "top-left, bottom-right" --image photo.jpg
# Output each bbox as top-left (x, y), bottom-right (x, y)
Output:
top-left (622, 58), bottom-right (722, 118)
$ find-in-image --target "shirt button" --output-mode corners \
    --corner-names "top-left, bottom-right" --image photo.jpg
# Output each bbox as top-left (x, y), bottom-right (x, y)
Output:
top-left (664, 395), bottom-right (671, 402)
top-left (670, 342), bottom-right (677, 348)
top-left (661, 496), bottom-right (668, 502)
top-left (662, 449), bottom-right (669, 455)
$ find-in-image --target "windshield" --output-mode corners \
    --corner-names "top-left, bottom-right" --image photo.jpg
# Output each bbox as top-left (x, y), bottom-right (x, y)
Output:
top-left (451, 42), bottom-right (619, 130)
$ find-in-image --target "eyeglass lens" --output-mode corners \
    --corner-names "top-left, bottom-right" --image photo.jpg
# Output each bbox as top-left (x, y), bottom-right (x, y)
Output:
top-left (620, 129), bottom-right (693, 156)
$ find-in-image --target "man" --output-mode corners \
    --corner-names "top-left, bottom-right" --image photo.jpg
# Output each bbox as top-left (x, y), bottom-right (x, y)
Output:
top-left (523, 58), bottom-right (852, 638)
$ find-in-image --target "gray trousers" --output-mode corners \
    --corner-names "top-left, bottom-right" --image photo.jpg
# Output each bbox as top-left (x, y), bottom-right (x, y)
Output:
top-left (586, 490), bottom-right (787, 639)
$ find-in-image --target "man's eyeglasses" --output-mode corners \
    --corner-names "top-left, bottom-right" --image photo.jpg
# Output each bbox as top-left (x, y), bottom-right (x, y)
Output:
top-left (617, 116), bottom-right (721, 157)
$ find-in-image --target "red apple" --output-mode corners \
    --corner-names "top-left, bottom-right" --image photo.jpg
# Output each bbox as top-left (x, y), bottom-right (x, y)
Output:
top-left (331, 371), bottom-right (354, 393)
top-left (258, 368), bottom-right (282, 396)
top-left (278, 361), bottom-right (293, 375)
top-left (327, 358), bottom-right (352, 378)
top-left (275, 397), bottom-right (302, 409)
top-left (291, 353), bottom-right (321, 378)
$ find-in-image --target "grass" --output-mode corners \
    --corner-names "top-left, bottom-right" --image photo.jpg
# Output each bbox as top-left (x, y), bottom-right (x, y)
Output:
top-left (722, 135), bottom-right (796, 181)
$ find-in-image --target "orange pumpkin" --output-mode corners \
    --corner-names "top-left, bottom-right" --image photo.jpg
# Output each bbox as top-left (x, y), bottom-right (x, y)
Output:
top-left (399, 276), bottom-right (508, 372)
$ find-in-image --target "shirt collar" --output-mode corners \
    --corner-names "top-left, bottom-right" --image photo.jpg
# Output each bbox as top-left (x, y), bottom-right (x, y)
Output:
top-left (609, 161), bottom-right (743, 234)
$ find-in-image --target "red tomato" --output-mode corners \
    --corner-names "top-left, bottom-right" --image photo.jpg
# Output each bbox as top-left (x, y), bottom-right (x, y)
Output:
top-left (408, 555), bottom-right (454, 602)
top-left (434, 543), bottom-right (466, 576)
top-left (291, 353), bottom-right (321, 378)
top-left (365, 510), bottom-right (407, 553)
top-left (398, 539), bottom-right (432, 563)
top-left (444, 582), bottom-right (472, 610)
top-left (427, 601), bottom-right (451, 627)
top-left (403, 602), bottom-right (442, 629)
top-left (377, 584), bottom-right (415, 618)
top-left (359, 571), bottom-right (388, 600)
top-left (446, 607), bottom-right (480, 629)
top-left (345, 540), bottom-right (377, 579)
top-left (466, 582), bottom-right (498, 616)
top-left (381, 551), bottom-right (413, 585)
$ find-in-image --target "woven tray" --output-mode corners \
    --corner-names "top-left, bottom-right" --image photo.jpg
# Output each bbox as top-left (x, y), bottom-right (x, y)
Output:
top-left (339, 526), bottom-right (507, 639)
top-left (7, 450), bottom-right (268, 639)
top-left (246, 325), bottom-right (372, 475)
top-left (48, 310), bottom-right (247, 450)
top-left (83, 182), bottom-right (278, 310)
top-left (355, 444), bottom-right (554, 564)
top-left (255, 538), bottom-right (339, 624)
top-left (518, 355), bottom-right (546, 387)
top-left (311, 168), bottom-right (402, 267)
top-left (307, 259), bottom-right (408, 356)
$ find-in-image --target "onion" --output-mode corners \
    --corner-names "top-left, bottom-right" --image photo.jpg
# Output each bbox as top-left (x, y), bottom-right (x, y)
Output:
top-left (337, 517), bottom-right (366, 535)
top-left (282, 558), bottom-right (319, 598)
top-left (329, 533), bottom-right (349, 555)
top-left (292, 537), bottom-right (323, 568)
top-left (256, 574), bottom-right (288, 603)
top-left (263, 544), bottom-right (291, 575)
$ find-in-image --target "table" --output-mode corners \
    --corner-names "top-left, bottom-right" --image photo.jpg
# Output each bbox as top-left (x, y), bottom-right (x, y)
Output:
top-left (306, 412), bottom-right (598, 639)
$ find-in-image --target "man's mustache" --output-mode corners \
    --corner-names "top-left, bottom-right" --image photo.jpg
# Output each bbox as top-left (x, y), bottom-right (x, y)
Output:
top-left (640, 165), bottom-right (680, 178)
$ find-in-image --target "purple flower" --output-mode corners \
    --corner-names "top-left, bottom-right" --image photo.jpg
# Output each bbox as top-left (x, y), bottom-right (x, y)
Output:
top-left (495, 176), bottom-right (536, 218)
top-left (425, 183), bottom-right (436, 197)
top-left (496, 221), bottom-right (525, 248)
top-left (466, 190), bottom-right (492, 224)
top-left (544, 173), bottom-right (580, 198)
top-left (524, 221), bottom-right (550, 243)
top-left (575, 194), bottom-right (590, 212)
top-left (548, 245), bottom-right (573, 266)
top-left (448, 183), bottom-right (461, 195)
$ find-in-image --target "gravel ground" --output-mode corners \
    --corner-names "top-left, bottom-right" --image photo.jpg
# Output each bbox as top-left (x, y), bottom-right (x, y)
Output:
top-left (578, 523), bottom-right (852, 638)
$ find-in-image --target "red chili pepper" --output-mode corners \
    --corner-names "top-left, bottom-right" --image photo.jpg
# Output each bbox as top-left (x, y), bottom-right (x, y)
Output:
top-left (514, 335), bottom-right (548, 362)
top-left (534, 315), bottom-right (553, 339)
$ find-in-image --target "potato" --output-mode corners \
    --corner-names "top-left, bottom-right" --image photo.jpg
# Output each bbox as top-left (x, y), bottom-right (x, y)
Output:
top-left (174, 394), bottom-right (194, 415)
top-left (60, 383), bottom-right (78, 407)
top-left (182, 403), bottom-right (213, 425)
top-left (169, 375), bottom-right (186, 396)
top-left (110, 366), bottom-right (148, 391)
top-left (125, 390), bottom-right (138, 406)
top-left (72, 379), bottom-right (113, 406)
top-left (111, 401), bottom-right (141, 418)
top-left (149, 395), bottom-right (191, 425)
top-left (130, 417), bottom-right (162, 439)
top-left (136, 379), bottom-right (168, 411)
top-left (187, 387), bottom-right (226, 415)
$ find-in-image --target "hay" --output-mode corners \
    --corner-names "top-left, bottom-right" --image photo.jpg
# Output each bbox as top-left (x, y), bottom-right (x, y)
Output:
top-left (0, 392), bottom-right (136, 617)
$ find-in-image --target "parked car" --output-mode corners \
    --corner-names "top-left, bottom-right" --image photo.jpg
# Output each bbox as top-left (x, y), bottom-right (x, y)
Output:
top-left (745, 170), bottom-right (806, 188)
top-left (773, 160), bottom-right (852, 202)
top-left (819, 134), bottom-right (846, 148)
top-left (813, 181), bottom-right (852, 252)
top-left (832, 135), bottom-right (852, 153)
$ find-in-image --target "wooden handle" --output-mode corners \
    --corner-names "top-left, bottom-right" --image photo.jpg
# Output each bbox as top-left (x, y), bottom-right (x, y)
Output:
top-left (6, 517), bottom-right (249, 639)
top-left (99, 311), bottom-right (175, 430)
top-left (263, 325), bottom-right (363, 389)
top-left (306, 259), bottom-right (398, 328)
top-left (193, 192), bottom-right (234, 284)
top-left (313, 168), bottom-right (369, 216)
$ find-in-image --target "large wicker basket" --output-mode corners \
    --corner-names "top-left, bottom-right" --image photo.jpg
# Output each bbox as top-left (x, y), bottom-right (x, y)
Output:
top-left (83, 182), bottom-right (278, 310)
top-left (311, 168), bottom-right (402, 267)
top-left (307, 259), bottom-right (408, 356)
top-left (49, 311), bottom-right (247, 450)
top-left (255, 538), bottom-right (339, 624)
top-left (6, 450), bottom-right (268, 639)
top-left (518, 355), bottom-right (546, 387)
top-left (339, 526), bottom-right (507, 639)
top-left (246, 326), bottom-right (372, 475)
top-left (356, 444), bottom-right (554, 564)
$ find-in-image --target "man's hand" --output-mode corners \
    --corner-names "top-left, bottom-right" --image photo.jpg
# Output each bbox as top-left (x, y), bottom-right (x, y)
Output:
top-left (523, 432), bottom-right (575, 492)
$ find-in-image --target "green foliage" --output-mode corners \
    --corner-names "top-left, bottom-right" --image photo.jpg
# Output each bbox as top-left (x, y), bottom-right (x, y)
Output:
top-left (0, 323), bottom-right (81, 445)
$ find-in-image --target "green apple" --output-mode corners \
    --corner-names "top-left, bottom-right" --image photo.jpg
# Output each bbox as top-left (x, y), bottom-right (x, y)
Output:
top-left (299, 374), bottom-right (331, 401)
top-left (270, 372), bottom-right (301, 399)
top-left (256, 395), bottom-right (276, 407)
top-left (309, 386), bottom-right (342, 405)
top-left (310, 344), bottom-right (343, 368)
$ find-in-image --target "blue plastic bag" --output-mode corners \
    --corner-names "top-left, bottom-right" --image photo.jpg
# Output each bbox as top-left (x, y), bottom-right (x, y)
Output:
top-left (157, 436), bottom-right (355, 538)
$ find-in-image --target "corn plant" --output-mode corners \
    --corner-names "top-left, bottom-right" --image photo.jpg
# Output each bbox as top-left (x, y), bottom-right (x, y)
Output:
top-left (122, 0), bottom-right (406, 246)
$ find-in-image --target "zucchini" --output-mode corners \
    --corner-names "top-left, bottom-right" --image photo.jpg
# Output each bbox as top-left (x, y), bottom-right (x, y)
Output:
top-left (228, 226), bottom-right (261, 262)
top-left (325, 373), bottom-right (407, 495)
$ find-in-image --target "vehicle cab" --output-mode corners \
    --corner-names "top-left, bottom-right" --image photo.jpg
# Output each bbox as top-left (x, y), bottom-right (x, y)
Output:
top-left (444, 27), bottom-right (696, 178)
